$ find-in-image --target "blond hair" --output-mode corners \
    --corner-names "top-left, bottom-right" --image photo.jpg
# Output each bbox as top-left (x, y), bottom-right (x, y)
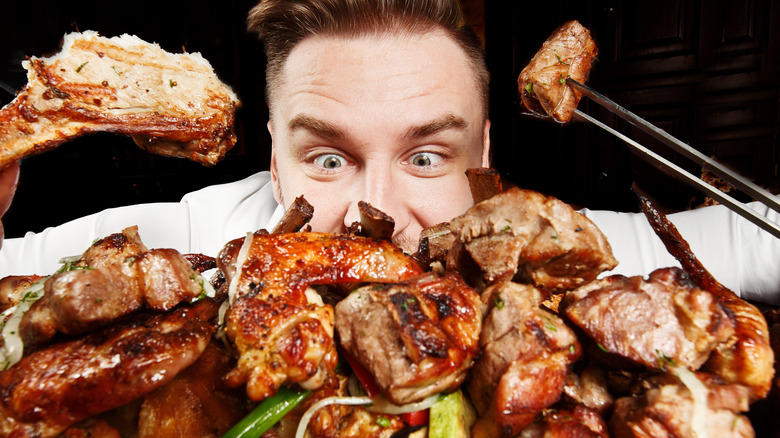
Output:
top-left (247, 0), bottom-right (489, 118)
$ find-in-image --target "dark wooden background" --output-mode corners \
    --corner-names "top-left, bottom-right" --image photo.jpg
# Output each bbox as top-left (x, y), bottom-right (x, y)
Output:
top-left (1, 0), bottom-right (779, 238)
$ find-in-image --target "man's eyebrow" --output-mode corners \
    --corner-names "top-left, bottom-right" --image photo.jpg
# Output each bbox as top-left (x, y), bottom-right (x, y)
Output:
top-left (288, 114), bottom-right (345, 139)
top-left (404, 114), bottom-right (468, 140)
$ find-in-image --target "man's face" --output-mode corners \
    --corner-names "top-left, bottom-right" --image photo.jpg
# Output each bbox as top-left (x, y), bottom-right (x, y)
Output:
top-left (268, 30), bottom-right (490, 253)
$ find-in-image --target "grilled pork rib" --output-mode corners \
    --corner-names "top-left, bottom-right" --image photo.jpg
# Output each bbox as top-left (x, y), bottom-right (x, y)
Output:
top-left (0, 299), bottom-right (217, 438)
top-left (217, 232), bottom-right (423, 402)
top-left (518, 20), bottom-right (598, 123)
top-left (0, 31), bottom-right (239, 168)
top-left (336, 271), bottom-right (482, 405)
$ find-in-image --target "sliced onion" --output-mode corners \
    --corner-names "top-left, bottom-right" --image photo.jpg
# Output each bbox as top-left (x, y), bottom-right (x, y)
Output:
top-left (0, 280), bottom-right (46, 370)
top-left (347, 373), bottom-right (439, 415)
top-left (295, 396), bottom-right (372, 438)
top-left (228, 232), bottom-right (254, 305)
top-left (672, 365), bottom-right (709, 438)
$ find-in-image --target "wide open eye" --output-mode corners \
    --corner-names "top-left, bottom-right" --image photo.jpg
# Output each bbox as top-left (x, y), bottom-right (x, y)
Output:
top-left (313, 154), bottom-right (346, 170)
top-left (408, 152), bottom-right (442, 167)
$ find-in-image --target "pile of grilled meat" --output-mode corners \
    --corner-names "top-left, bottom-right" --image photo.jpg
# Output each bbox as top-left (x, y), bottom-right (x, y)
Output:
top-left (0, 180), bottom-right (775, 438)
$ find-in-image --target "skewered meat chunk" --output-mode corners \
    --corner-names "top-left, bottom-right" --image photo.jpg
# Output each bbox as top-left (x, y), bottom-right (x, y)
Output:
top-left (217, 232), bottom-right (423, 402)
top-left (638, 194), bottom-right (775, 400)
top-left (609, 371), bottom-right (754, 437)
top-left (449, 187), bottom-right (617, 291)
top-left (517, 20), bottom-right (598, 123)
top-left (0, 299), bottom-right (218, 438)
top-left (335, 271), bottom-right (482, 405)
top-left (518, 405), bottom-right (609, 438)
top-left (467, 281), bottom-right (581, 438)
top-left (18, 234), bottom-right (209, 347)
top-left (0, 30), bottom-right (239, 169)
top-left (562, 267), bottom-right (735, 372)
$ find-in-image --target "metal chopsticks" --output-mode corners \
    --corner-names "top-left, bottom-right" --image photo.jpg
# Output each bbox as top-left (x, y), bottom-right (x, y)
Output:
top-left (566, 78), bottom-right (780, 239)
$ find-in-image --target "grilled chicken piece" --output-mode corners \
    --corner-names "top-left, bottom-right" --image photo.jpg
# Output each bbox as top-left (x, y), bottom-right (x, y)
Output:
top-left (518, 405), bottom-right (609, 438)
top-left (518, 20), bottom-right (598, 123)
top-left (217, 232), bottom-right (423, 402)
top-left (19, 245), bottom-right (208, 346)
top-left (467, 281), bottom-right (581, 438)
top-left (60, 419), bottom-right (122, 438)
top-left (138, 341), bottom-right (247, 438)
top-left (562, 267), bottom-right (735, 372)
top-left (609, 371), bottom-right (754, 437)
top-left (336, 271), bottom-right (482, 405)
top-left (449, 187), bottom-right (617, 291)
top-left (0, 30), bottom-right (239, 169)
top-left (0, 299), bottom-right (217, 438)
top-left (638, 194), bottom-right (775, 401)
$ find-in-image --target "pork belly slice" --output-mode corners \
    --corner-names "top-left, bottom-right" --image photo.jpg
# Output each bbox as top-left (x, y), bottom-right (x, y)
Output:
top-left (518, 20), bottom-right (598, 123)
top-left (335, 271), bottom-right (482, 405)
top-left (0, 299), bottom-right (217, 438)
top-left (218, 232), bottom-right (423, 402)
top-left (562, 267), bottom-right (735, 372)
top-left (449, 187), bottom-right (617, 292)
top-left (609, 372), bottom-right (754, 438)
top-left (467, 281), bottom-right (581, 438)
top-left (0, 31), bottom-right (239, 168)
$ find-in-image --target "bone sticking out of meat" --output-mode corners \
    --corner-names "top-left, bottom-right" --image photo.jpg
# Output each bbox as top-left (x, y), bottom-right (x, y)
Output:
top-left (335, 271), bottom-right (482, 405)
top-left (517, 20), bottom-right (598, 123)
top-left (637, 193), bottom-right (775, 401)
top-left (449, 187), bottom-right (617, 291)
top-left (0, 31), bottom-right (239, 169)
top-left (466, 167), bottom-right (503, 204)
top-left (271, 195), bottom-right (314, 234)
top-left (467, 281), bottom-right (581, 438)
top-left (217, 232), bottom-right (424, 402)
top-left (357, 201), bottom-right (395, 241)
top-left (0, 299), bottom-right (218, 438)
top-left (562, 267), bottom-right (735, 372)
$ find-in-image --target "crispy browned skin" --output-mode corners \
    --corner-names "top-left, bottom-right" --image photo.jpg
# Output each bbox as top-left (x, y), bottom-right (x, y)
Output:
top-left (217, 232), bottom-right (423, 402)
top-left (449, 187), bottom-right (617, 291)
top-left (336, 271), bottom-right (482, 405)
top-left (518, 20), bottom-right (598, 123)
top-left (271, 195), bottom-right (315, 234)
top-left (468, 281), bottom-right (581, 438)
top-left (638, 194), bottom-right (775, 400)
top-left (0, 31), bottom-right (239, 169)
top-left (0, 300), bottom-right (217, 438)
top-left (466, 167), bottom-right (503, 204)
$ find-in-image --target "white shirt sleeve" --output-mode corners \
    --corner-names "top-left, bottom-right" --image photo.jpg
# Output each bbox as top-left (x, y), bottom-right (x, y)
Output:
top-left (0, 171), bottom-right (283, 278)
top-left (583, 201), bottom-right (780, 305)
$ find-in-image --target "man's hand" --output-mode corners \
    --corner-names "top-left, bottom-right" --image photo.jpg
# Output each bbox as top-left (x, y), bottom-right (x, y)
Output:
top-left (0, 161), bottom-right (20, 248)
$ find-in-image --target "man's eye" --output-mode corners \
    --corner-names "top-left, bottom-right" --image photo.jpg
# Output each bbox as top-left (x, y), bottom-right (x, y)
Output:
top-left (313, 154), bottom-right (345, 169)
top-left (409, 152), bottom-right (441, 167)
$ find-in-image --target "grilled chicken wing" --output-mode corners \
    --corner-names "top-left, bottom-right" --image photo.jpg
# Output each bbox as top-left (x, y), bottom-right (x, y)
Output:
top-left (336, 271), bottom-right (482, 405)
top-left (0, 31), bottom-right (239, 169)
top-left (217, 232), bottom-right (423, 402)
top-left (467, 281), bottom-right (581, 438)
top-left (0, 299), bottom-right (217, 438)
top-left (518, 20), bottom-right (598, 123)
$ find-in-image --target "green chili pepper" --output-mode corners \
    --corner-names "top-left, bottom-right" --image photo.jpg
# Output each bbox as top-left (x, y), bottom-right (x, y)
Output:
top-left (222, 387), bottom-right (310, 438)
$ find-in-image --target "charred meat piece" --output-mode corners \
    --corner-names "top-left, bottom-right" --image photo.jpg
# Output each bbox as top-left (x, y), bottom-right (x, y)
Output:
top-left (562, 361), bottom-right (615, 414)
top-left (0, 31), bottom-right (239, 169)
top-left (563, 267), bottom-right (734, 372)
top-left (466, 167), bottom-right (503, 204)
top-left (467, 281), bottom-right (581, 438)
top-left (449, 187), bottom-right (617, 291)
top-left (0, 299), bottom-right (217, 438)
top-left (609, 371), bottom-right (754, 438)
top-left (335, 271), bottom-right (482, 405)
top-left (639, 194), bottom-right (775, 401)
top-left (518, 20), bottom-right (598, 123)
top-left (217, 232), bottom-right (423, 402)
top-left (517, 405), bottom-right (609, 438)
top-left (138, 341), bottom-right (247, 438)
top-left (271, 195), bottom-right (314, 234)
top-left (19, 247), bottom-right (208, 347)
top-left (78, 225), bottom-right (148, 269)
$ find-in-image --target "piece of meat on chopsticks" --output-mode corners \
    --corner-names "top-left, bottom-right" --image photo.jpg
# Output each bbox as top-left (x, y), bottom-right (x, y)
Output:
top-left (335, 271), bottom-right (482, 405)
top-left (467, 281), bottom-right (581, 438)
top-left (637, 193), bottom-right (775, 401)
top-left (0, 299), bottom-right (218, 438)
top-left (0, 30), bottom-right (239, 169)
top-left (562, 267), bottom-right (735, 372)
top-left (449, 187), bottom-right (617, 292)
top-left (217, 232), bottom-right (424, 402)
top-left (518, 20), bottom-right (598, 123)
